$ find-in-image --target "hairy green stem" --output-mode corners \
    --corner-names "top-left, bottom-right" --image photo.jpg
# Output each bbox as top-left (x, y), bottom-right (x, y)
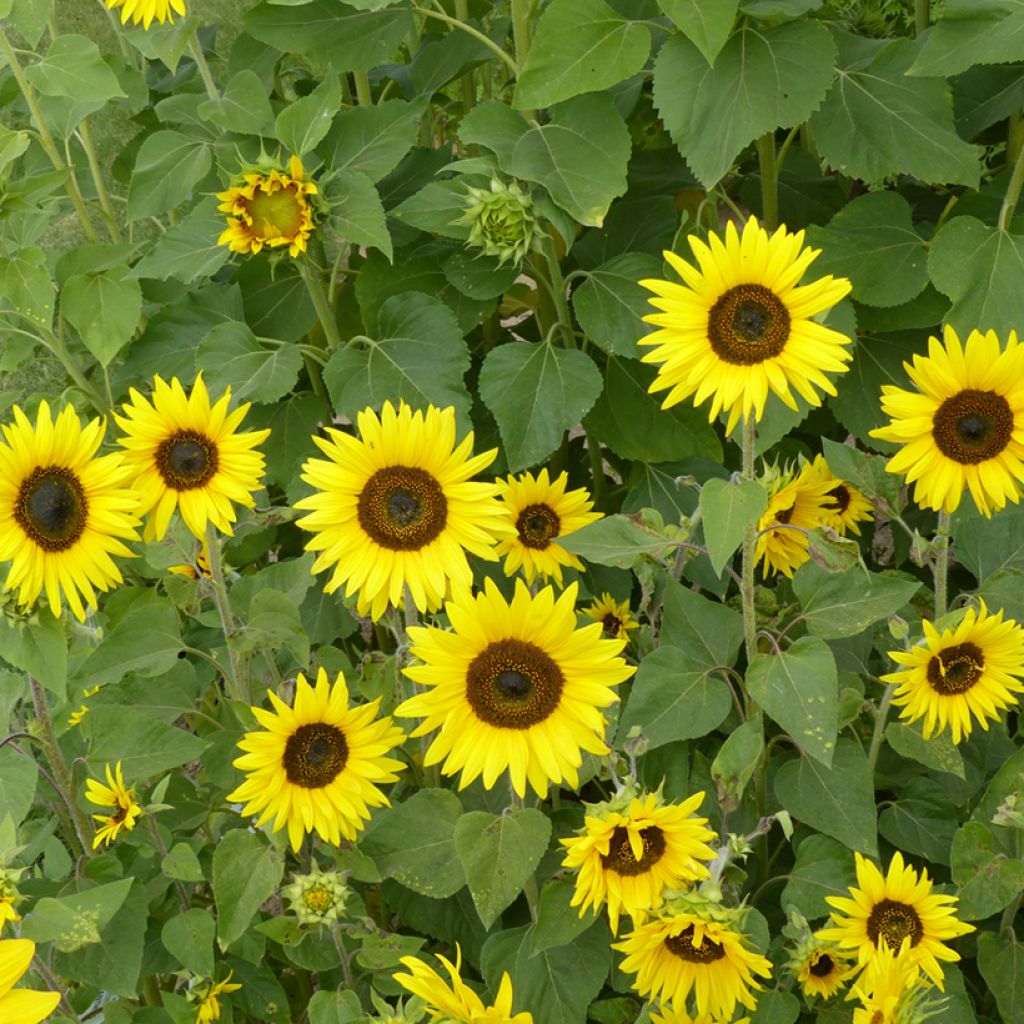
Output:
top-left (585, 430), bottom-right (605, 505)
top-left (914, 0), bottom-right (929, 36)
top-left (539, 232), bottom-right (575, 348)
top-left (755, 132), bottom-right (779, 231)
top-left (866, 683), bottom-right (895, 775)
top-left (998, 122), bottom-right (1024, 231)
top-left (932, 511), bottom-right (951, 618)
top-left (188, 33), bottom-right (219, 102)
top-left (740, 416), bottom-right (758, 664)
top-left (299, 257), bottom-right (343, 351)
top-left (455, 0), bottom-right (476, 114)
top-left (203, 523), bottom-right (246, 704)
top-left (510, 0), bottom-right (533, 69)
top-left (77, 118), bottom-right (123, 243)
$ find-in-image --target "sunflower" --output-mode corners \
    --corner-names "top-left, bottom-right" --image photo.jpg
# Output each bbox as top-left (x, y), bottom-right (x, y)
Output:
top-left (227, 667), bottom-right (406, 852)
top-left (194, 971), bottom-right (242, 1024)
top-left (85, 761), bottom-right (143, 849)
top-left (217, 156), bottom-right (317, 258)
top-left (755, 461), bottom-right (833, 578)
top-left (881, 602), bottom-right (1024, 744)
top-left (494, 468), bottom-right (602, 585)
top-left (0, 939), bottom-right (61, 1024)
top-left (848, 940), bottom-right (929, 1024)
top-left (169, 542), bottom-right (212, 581)
top-left (68, 685), bottom-right (102, 728)
top-left (807, 455), bottom-right (874, 536)
top-left (560, 789), bottom-right (716, 934)
top-left (790, 938), bottom-right (857, 1000)
top-left (649, 1007), bottom-right (750, 1024)
top-left (115, 374), bottom-right (270, 543)
top-left (870, 326), bottom-right (1024, 516)
top-left (294, 401), bottom-right (508, 622)
top-left (638, 217), bottom-right (853, 435)
top-left (818, 851), bottom-right (974, 988)
top-left (614, 901), bottom-right (773, 1020)
top-left (106, 0), bottom-right (184, 29)
top-left (0, 872), bottom-right (20, 933)
top-left (0, 402), bottom-right (139, 621)
top-left (582, 592), bottom-right (639, 641)
top-left (281, 864), bottom-right (350, 926)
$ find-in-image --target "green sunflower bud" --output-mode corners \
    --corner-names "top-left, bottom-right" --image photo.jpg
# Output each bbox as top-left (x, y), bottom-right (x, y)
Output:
top-left (281, 865), bottom-right (350, 926)
top-left (455, 177), bottom-right (535, 266)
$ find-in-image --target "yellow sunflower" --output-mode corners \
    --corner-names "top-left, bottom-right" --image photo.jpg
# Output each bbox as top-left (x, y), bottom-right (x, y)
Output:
top-left (217, 155), bottom-right (317, 257)
top-left (85, 761), bottom-right (143, 849)
top-left (0, 873), bottom-right (20, 933)
top-left (870, 326), bottom-right (1024, 516)
top-left (494, 468), bottom-right (602, 585)
top-left (639, 217), bottom-right (853, 435)
top-left (560, 789), bottom-right (716, 934)
top-left (649, 1007), bottom-right (750, 1024)
top-left (0, 939), bottom-right (61, 1024)
top-left (106, 0), bottom-right (184, 29)
top-left (614, 902), bottom-right (773, 1020)
top-left (396, 579), bottom-right (634, 798)
top-left (115, 374), bottom-right (270, 543)
top-left (227, 667), bottom-right (406, 852)
top-left (583, 592), bottom-right (639, 641)
top-left (0, 402), bottom-right (140, 621)
top-left (294, 401), bottom-right (508, 622)
top-left (881, 602), bottom-right (1024, 744)
top-left (790, 938), bottom-right (857, 1000)
top-left (755, 461), bottom-right (833, 578)
top-left (68, 685), bottom-right (102, 728)
top-left (848, 940), bottom-right (929, 1024)
top-left (807, 455), bottom-right (874, 536)
top-left (818, 851), bottom-right (973, 988)
top-left (194, 971), bottom-right (242, 1024)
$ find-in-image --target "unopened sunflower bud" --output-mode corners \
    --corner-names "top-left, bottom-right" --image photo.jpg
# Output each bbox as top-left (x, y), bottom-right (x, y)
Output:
top-left (455, 177), bottom-right (535, 266)
top-left (281, 865), bottom-right (350, 926)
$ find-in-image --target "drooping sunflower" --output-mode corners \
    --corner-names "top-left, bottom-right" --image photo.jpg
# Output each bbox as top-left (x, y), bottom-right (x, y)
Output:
top-left (583, 592), bottom-right (639, 642)
top-left (881, 602), bottom-right (1024, 744)
top-left (494, 468), bottom-right (602, 585)
top-left (85, 761), bottom-right (143, 849)
top-left (755, 461), bottom-right (833, 577)
top-left (294, 401), bottom-right (508, 622)
top-left (807, 455), bottom-right (874, 536)
top-left (0, 402), bottom-right (140, 621)
top-left (106, 0), bottom-right (184, 29)
top-left (560, 789), bottom-right (717, 934)
top-left (870, 325), bottom-right (1024, 516)
top-left (818, 851), bottom-right (974, 988)
top-left (790, 938), bottom-right (857, 1000)
top-left (115, 374), bottom-right (270, 543)
top-left (614, 900), bottom-right (773, 1020)
top-left (638, 217), bottom-right (853, 435)
top-left (227, 667), bottom-right (406, 852)
top-left (0, 939), bottom-right (61, 1024)
top-left (396, 579), bottom-right (634, 798)
top-left (217, 155), bottom-right (318, 257)
top-left (848, 940), bottom-right (930, 1024)
top-left (193, 971), bottom-right (242, 1024)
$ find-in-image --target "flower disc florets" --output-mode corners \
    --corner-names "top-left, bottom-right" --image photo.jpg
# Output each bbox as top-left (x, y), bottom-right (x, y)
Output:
top-left (456, 177), bottom-right (535, 266)
top-left (281, 864), bottom-right (351, 925)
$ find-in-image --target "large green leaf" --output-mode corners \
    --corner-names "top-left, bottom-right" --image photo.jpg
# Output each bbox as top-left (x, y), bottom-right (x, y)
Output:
top-left (22, 879), bottom-right (133, 953)
top-left (657, 0), bottom-right (739, 66)
top-left (779, 834), bottom-right (857, 920)
top-left (213, 829), bottom-right (285, 948)
top-left (885, 721), bottom-right (965, 780)
top-left (978, 930), bottom-right (1024, 1024)
top-left (659, 578), bottom-right (744, 669)
top-left (197, 70), bottom-right (275, 135)
top-left (0, 248), bottom-right (55, 333)
top-left (878, 777), bottom-right (958, 866)
top-left (953, 503), bottom-right (1024, 579)
top-left (559, 515), bottom-right (677, 568)
top-left (25, 34), bottom-right (124, 102)
top-left (711, 713), bottom-right (764, 805)
top-left (196, 321), bottom-right (303, 405)
top-left (86, 708), bottom-right (209, 779)
top-left (0, 748), bottom-right (37, 827)
top-left (127, 131), bottom-right (212, 222)
top-left (162, 908), bottom-right (215, 977)
top-left (699, 478), bottom-right (768, 576)
top-left (131, 198), bottom-right (230, 284)
top-left (324, 99), bottom-right (425, 183)
top-left (322, 169), bottom-right (392, 260)
top-left (61, 266), bottom-right (142, 367)
top-left (792, 563), bottom-right (919, 639)
top-left (275, 74), bottom-right (341, 157)
top-left (911, 0), bottom-right (1024, 78)
top-left (0, 613), bottom-right (66, 698)
top-left (572, 252), bottom-right (659, 356)
top-left (951, 822), bottom-right (1024, 920)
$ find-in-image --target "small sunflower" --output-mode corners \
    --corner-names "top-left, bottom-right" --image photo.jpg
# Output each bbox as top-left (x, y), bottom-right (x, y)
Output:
top-left (807, 455), bottom-right (874, 536)
top-left (106, 0), bottom-right (184, 29)
top-left (115, 374), bottom-right (270, 543)
top-left (0, 939), bottom-right (61, 1024)
top-left (848, 940), bottom-right (931, 1024)
top-left (0, 402), bottom-right (140, 621)
top-left (227, 667), bottom-right (406, 852)
top-left (614, 900), bottom-right (773, 1020)
top-left (790, 937), bottom-right (857, 1000)
top-left (560, 789), bottom-right (716, 934)
top-left (583, 592), bottom-right (639, 641)
top-left (494, 468), bottom-right (602, 585)
top-left (396, 579), bottom-right (634, 798)
top-left (281, 864), bottom-right (350, 926)
top-left (217, 155), bottom-right (317, 257)
top-left (639, 217), bottom-right (853, 435)
top-left (870, 326), bottom-right (1024, 516)
top-left (818, 851), bottom-right (974, 987)
top-left (194, 971), bottom-right (242, 1024)
top-left (86, 761), bottom-right (143, 849)
top-left (881, 602), bottom-right (1024, 744)
top-left (755, 461), bottom-right (833, 578)
top-left (294, 401), bottom-right (508, 622)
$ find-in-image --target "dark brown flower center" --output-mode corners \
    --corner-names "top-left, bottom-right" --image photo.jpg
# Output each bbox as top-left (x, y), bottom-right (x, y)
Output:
top-left (775, 503), bottom-right (795, 525)
top-left (601, 613), bottom-right (622, 636)
top-left (808, 952), bottom-right (834, 977)
top-left (465, 638), bottom-right (564, 728)
top-left (825, 485), bottom-right (851, 514)
top-left (601, 826), bottom-right (666, 876)
top-left (931, 389), bottom-right (1013, 465)
top-left (516, 503), bottom-right (560, 549)
top-left (866, 899), bottom-right (924, 950)
top-left (157, 431), bottom-right (219, 490)
top-left (283, 722), bottom-right (349, 788)
top-left (926, 641), bottom-right (984, 695)
top-left (15, 466), bottom-right (88, 551)
top-left (357, 466), bottom-right (448, 550)
top-left (664, 925), bottom-right (726, 964)
top-left (707, 284), bottom-right (791, 366)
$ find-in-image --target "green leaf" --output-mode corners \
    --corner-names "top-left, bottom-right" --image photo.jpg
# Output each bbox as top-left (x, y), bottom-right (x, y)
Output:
top-left (774, 738), bottom-right (878, 856)
top-left (617, 647), bottom-right (731, 750)
top-left (0, 248), bottom-right (55, 332)
top-left (324, 291), bottom-right (471, 420)
top-left (885, 721), bottom-right (965, 779)
top-left (699, 478), bottom-right (768, 576)
top-left (360, 788), bottom-right (467, 898)
top-left (213, 829), bottom-right (285, 948)
top-left (239, 261), bottom-right (317, 342)
top-left (0, 613), bottom-right (66, 699)
top-left (657, 0), bottom-right (739, 66)
top-left (325, 99), bottom-right (425, 182)
top-left (22, 878), bottom-right (133, 953)
top-left (951, 822), bottom-right (1024, 920)
top-left (513, 0), bottom-right (651, 110)
top-left (711, 713), bottom-right (764, 805)
top-left (878, 777), bottom-right (959, 866)
top-left (308, 991), bottom-right (364, 1024)
top-left (236, 589), bottom-right (311, 667)
top-left (809, 35), bottom-right (980, 187)
top-left (127, 131), bottom-right (212, 222)
top-left (928, 216), bottom-right (1024, 336)
top-left (323, 169), bottom-right (392, 259)
top-left (911, 0), bottom-right (1024, 78)
top-left (479, 342), bottom-right (602, 470)
top-left (748, 991), bottom-right (799, 1024)
top-left (443, 251), bottom-right (519, 300)
top-left (558, 514), bottom-right (676, 569)
top-left (659, 578), bottom-right (744, 669)
top-left (131, 198), bottom-right (230, 284)
top-left (86, 708), bottom-right (209, 779)
top-left (356, 931), bottom-right (426, 970)
top-left (254, 394), bottom-right (324, 491)
top-left (792, 563), bottom-right (919, 639)
top-left (747, 637), bottom-right (838, 767)
top-left (953, 503), bottom-right (1024, 579)
top-left (198, 70), bottom-right (275, 135)
top-left (0, 748), bottom-right (37, 827)
top-left (162, 909), bottom-right (215, 976)
top-left (572, 252), bottom-right (660, 356)
top-left (276, 74), bottom-right (341, 156)
top-left (780, 834), bottom-right (857, 920)
top-left (196, 321), bottom-right (303, 405)
top-left (61, 265), bottom-right (142, 367)
top-left (455, 809), bottom-right (552, 929)
top-left (162, 842), bottom-right (204, 882)
top-left (531, 879), bottom-right (601, 954)
top-left (25, 34), bottom-right (125, 102)
top-left (740, 0), bottom-right (822, 13)
top-left (653, 21), bottom-right (836, 188)
top-left (977, 931), bottom-right (1024, 1024)
top-left (0, 124), bottom-right (29, 176)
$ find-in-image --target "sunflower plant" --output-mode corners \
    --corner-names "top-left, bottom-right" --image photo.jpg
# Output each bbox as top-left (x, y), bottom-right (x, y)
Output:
top-left (1, 2), bottom-right (1023, 1024)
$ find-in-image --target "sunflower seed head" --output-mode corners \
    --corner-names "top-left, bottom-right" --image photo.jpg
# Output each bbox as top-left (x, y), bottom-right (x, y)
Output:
top-left (455, 177), bottom-right (535, 266)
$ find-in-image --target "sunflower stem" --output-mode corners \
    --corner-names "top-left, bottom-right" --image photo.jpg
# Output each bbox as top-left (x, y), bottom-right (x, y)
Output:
top-left (585, 430), bottom-right (605, 505)
top-left (414, 7), bottom-right (519, 76)
top-left (538, 231), bottom-right (575, 348)
top-left (914, 0), bottom-right (929, 35)
top-left (204, 523), bottom-right (247, 705)
top-left (510, 0), bottom-right (534, 71)
top-left (77, 117), bottom-right (123, 244)
top-left (454, 0), bottom-right (476, 115)
top-left (188, 32), bottom-right (219, 102)
top-left (867, 682), bottom-right (895, 776)
top-left (933, 510), bottom-right (951, 619)
top-left (999, 892), bottom-right (1021, 938)
top-left (740, 416), bottom-right (759, 665)
top-left (352, 70), bottom-right (373, 106)
top-left (147, 816), bottom-right (191, 911)
top-left (998, 123), bottom-right (1024, 231)
top-left (299, 257), bottom-right (343, 352)
top-left (755, 132), bottom-right (779, 231)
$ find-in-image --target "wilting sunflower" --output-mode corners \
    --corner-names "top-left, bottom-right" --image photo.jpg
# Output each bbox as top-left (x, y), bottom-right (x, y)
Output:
top-left (0, 402), bottom-right (139, 621)
top-left (755, 461), bottom-right (833, 577)
top-left (115, 374), bottom-right (270, 543)
top-left (494, 468), bottom-right (602, 585)
top-left (560, 789), bottom-right (716, 934)
top-left (881, 602), bottom-right (1024, 744)
top-left (638, 218), bottom-right (853, 435)
top-left (583, 592), bottom-right (639, 642)
top-left (228, 667), bottom-right (406, 852)
top-left (819, 851), bottom-right (973, 987)
top-left (295, 401), bottom-right (508, 622)
top-left (106, 0), bottom-right (184, 29)
top-left (807, 455), bottom-right (874, 536)
top-left (217, 155), bottom-right (317, 257)
top-left (848, 940), bottom-right (930, 1024)
top-left (790, 937), bottom-right (857, 1000)
top-left (614, 900), bottom-right (773, 1020)
top-left (86, 761), bottom-right (143, 849)
top-left (396, 579), bottom-right (634, 798)
top-left (0, 939), bottom-right (61, 1024)
top-left (870, 326), bottom-right (1024, 516)
top-left (193, 971), bottom-right (242, 1024)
